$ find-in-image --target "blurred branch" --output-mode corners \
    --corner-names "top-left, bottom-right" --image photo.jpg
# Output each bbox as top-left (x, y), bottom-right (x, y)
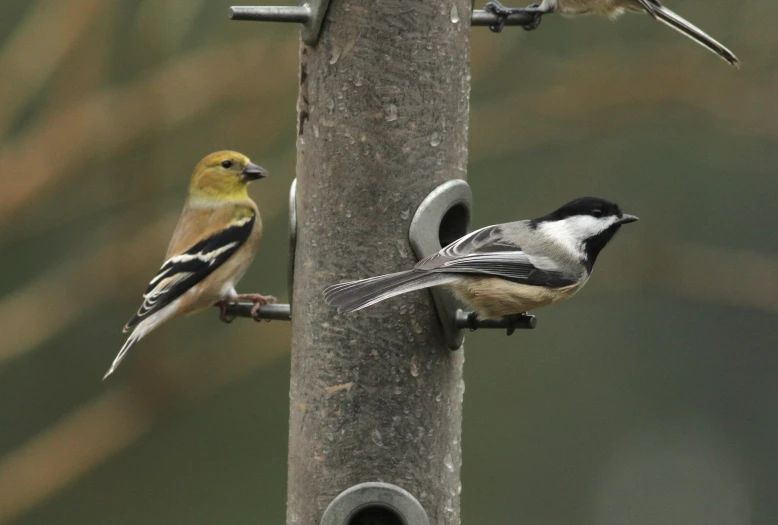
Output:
top-left (0, 323), bottom-right (290, 525)
top-left (0, 35), bottom-right (296, 229)
top-left (0, 385), bottom-right (150, 525)
top-left (469, 48), bottom-right (766, 162)
top-left (133, 0), bottom-right (209, 53)
top-left (594, 238), bottom-right (778, 314)
top-left (0, 213), bottom-right (178, 368)
top-left (0, 0), bottom-right (108, 140)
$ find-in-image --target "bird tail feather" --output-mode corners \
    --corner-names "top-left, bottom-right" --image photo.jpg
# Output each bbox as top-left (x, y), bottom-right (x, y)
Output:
top-left (324, 270), bottom-right (457, 314)
top-left (104, 331), bottom-right (142, 380)
top-left (652, 5), bottom-right (740, 68)
top-left (105, 299), bottom-right (180, 379)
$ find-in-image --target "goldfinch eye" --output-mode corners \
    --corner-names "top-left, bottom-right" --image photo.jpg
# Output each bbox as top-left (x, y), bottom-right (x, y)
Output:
top-left (591, 209), bottom-right (603, 218)
top-left (221, 160), bottom-right (233, 169)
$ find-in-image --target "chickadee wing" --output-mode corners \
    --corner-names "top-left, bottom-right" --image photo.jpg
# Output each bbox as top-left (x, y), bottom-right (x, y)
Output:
top-left (416, 224), bottom-right (577, 288)
top-left (436, 252), bottom-right (576, 287)
top-left (123, 214), bottom-right (255, 332)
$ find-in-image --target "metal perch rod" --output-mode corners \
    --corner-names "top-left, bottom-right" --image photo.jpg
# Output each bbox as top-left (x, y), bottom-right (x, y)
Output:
top-left (454, 310), bottom-right (537, 330)
top-left (224, 302), bottom-right (292, 321)
top-left (230, 6), bottom-right (538, 28)
top-left (223, 302), bottom-right (537, 331)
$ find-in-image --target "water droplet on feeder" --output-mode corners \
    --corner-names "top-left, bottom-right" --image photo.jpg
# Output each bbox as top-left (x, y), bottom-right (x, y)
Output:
top-left (410, 354), bottom-right (420, 377)
top-left (430, 132), bottom-right (441, 147)
top-left (385, 104), bottom-right (398, 122)
top-left (373, 428), bottom-right (384, 447)
top-left (450, 4), bottom-right (460, 23)
top-left (443, 453), bottom-right (455, 472)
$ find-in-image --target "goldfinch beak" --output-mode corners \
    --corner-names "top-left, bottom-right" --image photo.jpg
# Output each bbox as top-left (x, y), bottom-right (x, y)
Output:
top-left (618, 214), bottom-right (639, 225)
top-left (242, 162), bottom-right (267, 181)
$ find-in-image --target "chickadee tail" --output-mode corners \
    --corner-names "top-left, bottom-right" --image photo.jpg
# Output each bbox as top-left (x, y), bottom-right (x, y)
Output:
top-left (652, 5), bottom-right (740, 68)
top-left (324, 270), bottom-right (457, 314)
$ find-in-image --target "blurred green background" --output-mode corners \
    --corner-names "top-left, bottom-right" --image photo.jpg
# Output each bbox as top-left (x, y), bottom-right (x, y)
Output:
top-left (0, 1), bottom-right (775, 524)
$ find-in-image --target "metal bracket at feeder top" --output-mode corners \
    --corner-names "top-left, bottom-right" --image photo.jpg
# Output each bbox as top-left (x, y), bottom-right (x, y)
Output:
top-left (409, 179), bottom-right (472, 351)
top-left (320, 482), bottom-right (430, 525)
top-left (229, 0), bottom-right (332, 46)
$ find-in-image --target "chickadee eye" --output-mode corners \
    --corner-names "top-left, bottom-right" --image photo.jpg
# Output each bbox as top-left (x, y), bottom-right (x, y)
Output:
top-left (592, 209), bottom-right (603, 218)
top-left (221, 160), bottom-right (233, 169)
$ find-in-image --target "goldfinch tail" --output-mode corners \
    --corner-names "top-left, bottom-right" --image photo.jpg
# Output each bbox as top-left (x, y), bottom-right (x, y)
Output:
top-left (324, 271), bottom-right (457, 314)
top-left (106, 299), bottom-right (181, 379)
top-left (652, 5), bottom-right (740, 68)
top-left (104, 332), bottom-right (142, 380)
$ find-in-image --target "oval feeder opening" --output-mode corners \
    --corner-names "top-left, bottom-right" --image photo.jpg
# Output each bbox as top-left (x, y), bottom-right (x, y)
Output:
top-left (349, 504), bottom-right (405, 525)
top-left (438, 202), bottom-right (469, 248)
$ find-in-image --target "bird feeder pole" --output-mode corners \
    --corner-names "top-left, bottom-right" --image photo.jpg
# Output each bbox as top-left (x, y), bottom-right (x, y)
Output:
top-left (288, 0), bottom-right (472, 523)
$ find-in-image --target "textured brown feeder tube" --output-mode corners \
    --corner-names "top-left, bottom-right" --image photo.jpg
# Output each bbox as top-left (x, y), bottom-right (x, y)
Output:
top-left (288, 1), bottom-right (471, 524)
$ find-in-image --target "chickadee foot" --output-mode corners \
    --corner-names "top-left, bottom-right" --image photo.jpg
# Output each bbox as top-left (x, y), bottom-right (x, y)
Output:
top-left (467, 311), bottom-right (480, 332)
top-left (215, 300), bottom-right (235, 324)
top-left (236, 293), bottom-right (277, 321)
top-left (484, 1), bottom-right (543, 33)
top-left (504, 312), bottom-right (530, 336)
top-left (522, 4), bottom-right (543, 31)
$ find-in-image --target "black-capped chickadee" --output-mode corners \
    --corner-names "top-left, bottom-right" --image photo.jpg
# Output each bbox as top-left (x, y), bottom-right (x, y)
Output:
top-left (484, 0), bottom-right (740, 68)
top-left (324, 197), bottom-right (637, 328)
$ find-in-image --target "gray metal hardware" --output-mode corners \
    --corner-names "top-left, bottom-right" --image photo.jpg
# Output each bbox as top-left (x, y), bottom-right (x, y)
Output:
top-left (454, 309), bottom-right (536, 330)
top-left (471, 8), bottom-right (537, 28)
top-left (231, 3), bottom-right (538, 43)
top-left (229, 1), bottom-right (332, 45)
top-left (224, 302), bottom-right (291, 321)
top-left (409, 179), bottom-right (473, 350)
top-left (320, 482), bottom-right (430, 525)
top-left (288, 178), bottom-right (298, 310)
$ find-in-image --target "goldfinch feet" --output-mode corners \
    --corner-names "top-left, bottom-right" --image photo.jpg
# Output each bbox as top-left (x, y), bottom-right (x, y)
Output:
top-left (467, 311), bottom-right (480, 332)
top-left (504, 312), bottom-right (531, 336)
top-left (216, 300), bottom-right (235, 324)
top-left (484, 1), bottom-right (543, 33)
top-left (236, 293), bottom-right (277, 321)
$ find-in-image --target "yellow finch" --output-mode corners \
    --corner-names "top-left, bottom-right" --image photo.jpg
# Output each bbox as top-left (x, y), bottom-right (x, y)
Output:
top-left (105, 151), bottom-right (275, 379)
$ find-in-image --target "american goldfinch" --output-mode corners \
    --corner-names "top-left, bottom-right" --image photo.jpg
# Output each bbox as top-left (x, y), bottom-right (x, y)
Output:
top-left (325, 197), bottom-right (637, 331)
top-left (484, 0), bottom-right (740, 68)
top-left (105, 151), bottom-right (275, 379)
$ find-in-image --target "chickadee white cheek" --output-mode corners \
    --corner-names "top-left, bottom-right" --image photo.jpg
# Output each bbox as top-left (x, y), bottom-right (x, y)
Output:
top-left (537, 215), bottom-right (616, 255)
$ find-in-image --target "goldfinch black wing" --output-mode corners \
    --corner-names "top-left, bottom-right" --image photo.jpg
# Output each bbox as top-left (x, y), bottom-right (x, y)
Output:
top-left (123, 214), bottom-right (255, 332)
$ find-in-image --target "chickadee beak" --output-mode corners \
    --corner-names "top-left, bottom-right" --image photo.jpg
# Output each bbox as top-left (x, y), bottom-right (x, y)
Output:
top-left (242, 162), bottom-right (268, 181)
top-left (618, 214), bottom-right (639, 225)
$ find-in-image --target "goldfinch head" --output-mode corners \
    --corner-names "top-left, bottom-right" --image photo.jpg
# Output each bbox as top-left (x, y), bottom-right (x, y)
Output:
top-left (189, 150), bottom-right (267, 201)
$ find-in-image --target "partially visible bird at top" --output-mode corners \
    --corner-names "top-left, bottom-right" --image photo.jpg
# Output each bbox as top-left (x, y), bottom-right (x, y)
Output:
top-left (105, 151), bottom-right (275, 379)
top-left (484, 0), bottom-right (740, 68)
top-left (324, 197), bottom-right (638, 334)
